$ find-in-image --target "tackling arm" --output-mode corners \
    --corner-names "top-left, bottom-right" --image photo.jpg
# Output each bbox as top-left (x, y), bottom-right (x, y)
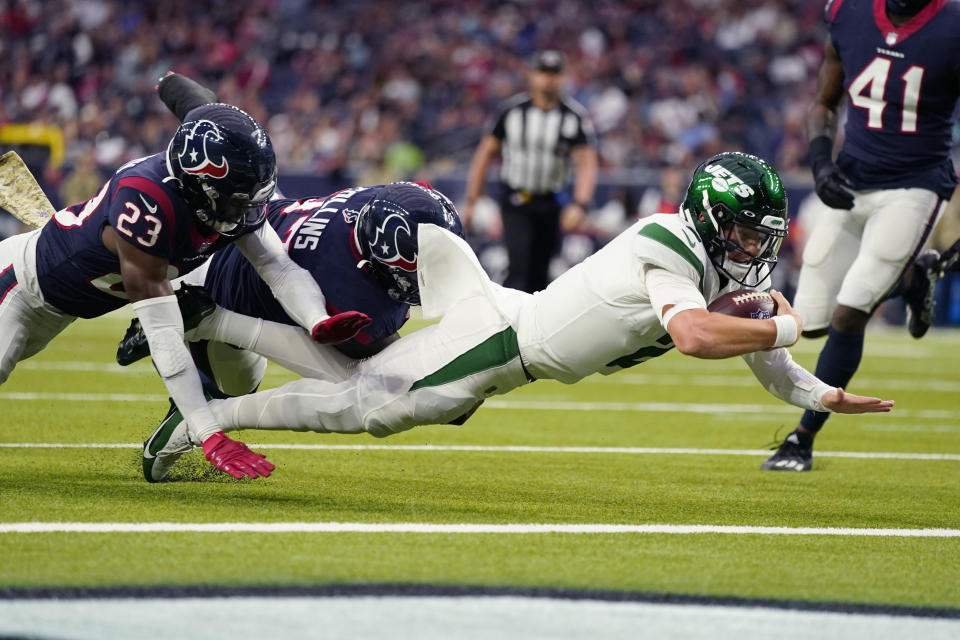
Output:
top-left (234, 223), bottom-right (370, 343)
top-left (112, 229), bottom-right (222, 442)
top-left (114, 230), bottom-right (275, 479)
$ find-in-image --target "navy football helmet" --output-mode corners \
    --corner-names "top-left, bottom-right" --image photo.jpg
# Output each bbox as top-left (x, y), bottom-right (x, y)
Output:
top-left (354, 182), bottom-right (464, 305)
top-left (166, 103), bottom-right (276, 237)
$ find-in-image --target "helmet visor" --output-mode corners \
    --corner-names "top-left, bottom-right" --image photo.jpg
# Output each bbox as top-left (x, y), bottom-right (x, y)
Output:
top-left (202, 177), bottom-right (275, 236)
top-left (215, 194), bottom-right (269, 234)
top-left (723, 220), bottom-right (785, 264)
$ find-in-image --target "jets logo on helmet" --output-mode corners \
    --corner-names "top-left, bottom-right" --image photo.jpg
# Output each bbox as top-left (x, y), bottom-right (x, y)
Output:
top-left (681, 152), bottom-right (789, 287)
top-left (366, 210), bottom-right (417, 271)
top-left (704, 164), bottom-right (755, 198)
top-left (176, 120), bottom-right (229, 179)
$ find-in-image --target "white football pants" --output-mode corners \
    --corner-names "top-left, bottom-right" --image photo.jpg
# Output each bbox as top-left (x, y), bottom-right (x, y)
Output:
top-left (208, 295), bottom-right (530, 437)
top-left (0, 230), bottom-right (75, 386)
top-left (794, 187), bottom-right (944, 331)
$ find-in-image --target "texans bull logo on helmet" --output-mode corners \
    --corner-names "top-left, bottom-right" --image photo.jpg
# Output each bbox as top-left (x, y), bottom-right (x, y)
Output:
top-left (367, 211), bottom-right (417, 271)
top-left (176, 120), bottom-right (229, 179)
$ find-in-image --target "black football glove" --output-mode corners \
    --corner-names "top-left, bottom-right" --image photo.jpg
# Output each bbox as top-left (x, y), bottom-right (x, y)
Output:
top-left (809, 135), bottom-right (855, 210)
top-left (813, 162), bottom-right (855, 210)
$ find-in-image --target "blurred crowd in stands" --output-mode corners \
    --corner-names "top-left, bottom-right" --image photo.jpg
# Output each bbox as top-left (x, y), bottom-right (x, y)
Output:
top-left (2, 0), bottom-right (959, 319)
top-left (2, 0), bottom-right (830, 184)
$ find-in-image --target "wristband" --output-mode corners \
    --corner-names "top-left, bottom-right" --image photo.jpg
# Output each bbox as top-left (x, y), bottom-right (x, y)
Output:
top-left (809, 135), bottom-right (833, 173)
top-left (772, 315), bottom-right (799, 348)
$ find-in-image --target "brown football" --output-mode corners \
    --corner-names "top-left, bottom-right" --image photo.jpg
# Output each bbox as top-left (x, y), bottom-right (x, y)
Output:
top-left (707, 290), bottom-right (778, 319)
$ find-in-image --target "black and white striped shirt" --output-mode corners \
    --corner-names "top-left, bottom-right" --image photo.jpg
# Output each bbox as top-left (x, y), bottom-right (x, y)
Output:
top-left (490, 94), bottom-right (596, 195)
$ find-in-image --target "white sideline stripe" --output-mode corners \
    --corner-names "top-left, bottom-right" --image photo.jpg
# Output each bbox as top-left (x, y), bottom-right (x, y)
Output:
top-left (2, 522), bottom-right (959, 536)
top-left (0, 392), bottom-right (168, 402)
top-left (3, 442), bottom-right (959, 461)
top-left (18, 361), bottom-right (153, 374)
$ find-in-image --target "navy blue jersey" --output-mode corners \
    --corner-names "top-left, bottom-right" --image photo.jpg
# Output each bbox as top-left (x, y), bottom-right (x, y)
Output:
top-left (204, 186), bottom-right (409, 346)
top-left (828, 0), bottom-right (960, 198)
top-left (34, 153), bottom-right (239, 318)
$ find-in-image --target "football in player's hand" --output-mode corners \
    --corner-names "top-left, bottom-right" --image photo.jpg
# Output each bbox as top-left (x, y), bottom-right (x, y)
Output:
top-left (707, 290), bottom-right (778, 319)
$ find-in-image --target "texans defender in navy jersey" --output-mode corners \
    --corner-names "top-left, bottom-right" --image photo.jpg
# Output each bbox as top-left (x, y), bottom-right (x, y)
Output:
top-left (124, 184), bottom-right (463, 482)
top-left (120, 182), bottom-right (461, 393)
top-left (764, 0), bottom-right (960, 471)
top-left (0, 102), bottom-right (371, 481)
top-left (109, 74), bottom-right (463, 481)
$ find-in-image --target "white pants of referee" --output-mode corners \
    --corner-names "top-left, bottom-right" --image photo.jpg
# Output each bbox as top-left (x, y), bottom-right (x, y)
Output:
top-left (0, 230), bottom-right (76, 386)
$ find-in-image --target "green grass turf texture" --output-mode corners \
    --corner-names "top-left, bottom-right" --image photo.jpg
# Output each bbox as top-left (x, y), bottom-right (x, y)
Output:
top-left (1, 313), bottom-right (959, 608)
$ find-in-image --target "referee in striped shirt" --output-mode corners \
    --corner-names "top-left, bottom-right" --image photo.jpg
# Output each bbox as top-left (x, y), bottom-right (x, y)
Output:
top-left (464, 50), bottom-right (598, 293)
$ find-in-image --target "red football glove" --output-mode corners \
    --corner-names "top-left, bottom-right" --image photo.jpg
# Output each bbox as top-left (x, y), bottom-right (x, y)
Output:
top-left (201, 432), bottom-right (275, 480)
top-left (311, 311), bottom-right (372, 344)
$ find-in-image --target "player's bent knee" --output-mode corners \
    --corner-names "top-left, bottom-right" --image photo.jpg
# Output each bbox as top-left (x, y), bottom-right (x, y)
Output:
top-left (280, 378), bottom-right (366, 434)
top-left (364, 390), bottom-right (481, 438)
top-left (207, 342), bottom-right (267, 396)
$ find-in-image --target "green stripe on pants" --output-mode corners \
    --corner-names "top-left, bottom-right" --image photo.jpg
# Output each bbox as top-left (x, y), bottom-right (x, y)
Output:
top-left (410, 326), bottom-right (520, 391)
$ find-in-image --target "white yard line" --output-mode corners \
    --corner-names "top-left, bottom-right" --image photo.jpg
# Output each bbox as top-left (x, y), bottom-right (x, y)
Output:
top-left (17, 361), bottom-right (154, 374)
top-left (0, 392), bottom-right (169, 402)
top-left (1, 522), bottom-right (959, 536)
top-left (2, 442), bottom-right (958, 461)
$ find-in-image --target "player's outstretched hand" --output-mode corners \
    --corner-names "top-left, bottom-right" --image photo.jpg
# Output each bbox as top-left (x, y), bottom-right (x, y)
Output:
top-left (821, 387), bottom-right (894, 414)
top-left (311, 311), bottom-right (372, 344)
top-left (813, 163), bottom-right (855, 210)
top-left (201, 431), bottom-right (275, 480)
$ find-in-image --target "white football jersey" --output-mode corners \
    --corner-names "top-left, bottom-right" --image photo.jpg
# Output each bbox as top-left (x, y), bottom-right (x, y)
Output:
top-left (517, 213), bottom-right (762, 383)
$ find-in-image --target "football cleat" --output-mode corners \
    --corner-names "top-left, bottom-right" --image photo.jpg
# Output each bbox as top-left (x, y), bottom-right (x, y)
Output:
top-left (116, 284), bottom-right (216, 366)
top-left (142, 399), bottom-right (196, 482)
top-left (760, 433), bottom-right (812, 472)
top-left (905, 250), bottom-right (941, 339)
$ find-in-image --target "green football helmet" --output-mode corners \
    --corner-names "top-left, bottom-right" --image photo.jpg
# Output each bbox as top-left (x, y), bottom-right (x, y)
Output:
top-left (680, 152), bottom-right (788, 287)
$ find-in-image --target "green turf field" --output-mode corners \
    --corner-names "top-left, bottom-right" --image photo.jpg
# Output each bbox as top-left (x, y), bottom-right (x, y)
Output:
top-left (1, 313), bottom-right (959, 610)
